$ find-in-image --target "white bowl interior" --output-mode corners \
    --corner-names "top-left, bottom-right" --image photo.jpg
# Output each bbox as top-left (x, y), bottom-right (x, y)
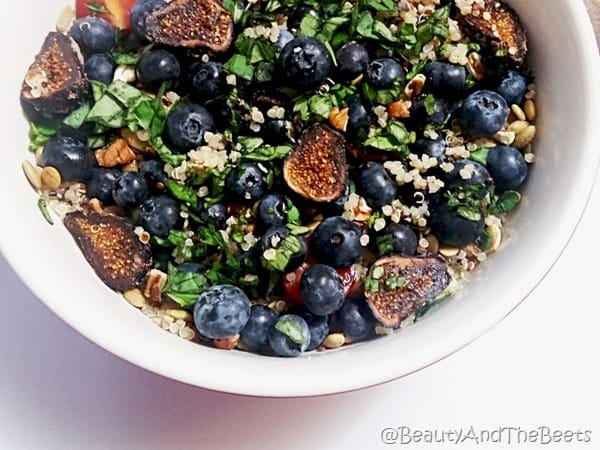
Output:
top-left (0, 0), bottom-right (599, 397)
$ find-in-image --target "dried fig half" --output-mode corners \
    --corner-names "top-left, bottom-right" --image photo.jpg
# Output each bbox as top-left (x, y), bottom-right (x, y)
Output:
top-left (283, 123), bottom-right (347, 202)
top-left (364, 256), bottom-right (449, 328)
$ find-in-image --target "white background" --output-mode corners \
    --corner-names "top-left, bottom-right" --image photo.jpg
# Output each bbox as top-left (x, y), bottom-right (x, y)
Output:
top-left (1, 178), bottom-right (599, 450)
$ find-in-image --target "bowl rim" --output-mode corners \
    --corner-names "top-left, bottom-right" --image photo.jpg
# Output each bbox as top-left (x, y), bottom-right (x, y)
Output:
top-left (1, 0), bottom-right (600, 397)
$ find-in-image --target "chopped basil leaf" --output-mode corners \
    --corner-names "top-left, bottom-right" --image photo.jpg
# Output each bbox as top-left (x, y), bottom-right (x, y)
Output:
top-left (490, 191), bottom-right (521, 215)
top-left (28, 123), bottom-right (57, 150)
top-left (225, 54), bottom-right (255, 81)
top-left (261, 235), bottom-right (303, 272)
top-left (163, 263), bottom-right (208, 308)
top-left (298, 14), bottom-right (321, 37)
top-left (166, 180), bottom-right (199, 209)
top-left (37, 197), bottom-right (54, 225)
top-left (274, 316), bottom-right (307, 345)
top-left (63, 103), bottom-right (92, 128)
top-left (424, 94), bottom-right (436, 116)
top-left (86, 1), bottom-right (108, 14)
top-left (457, 206), bottom-right (482, 222)
top-left (479, 229), bottom-right (492, 252)
top-left (469, 147), bottom-right (490, 166)
top-left (109, 51), bottom-right (140, 66)
top-left (243, 144), bottom-right (292, 161)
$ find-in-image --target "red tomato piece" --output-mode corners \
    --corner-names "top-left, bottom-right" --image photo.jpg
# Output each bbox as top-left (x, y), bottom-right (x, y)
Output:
top-left (75, 0), bottom-right (137, 30)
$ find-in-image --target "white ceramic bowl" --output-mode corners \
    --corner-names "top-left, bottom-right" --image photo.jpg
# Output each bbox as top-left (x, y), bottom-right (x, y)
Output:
top-left (1, 0), bottom-right (599, 397)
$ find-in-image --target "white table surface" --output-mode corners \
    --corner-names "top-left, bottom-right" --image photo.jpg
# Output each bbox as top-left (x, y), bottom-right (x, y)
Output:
top-left (1, 184), bottom-right (599, 450)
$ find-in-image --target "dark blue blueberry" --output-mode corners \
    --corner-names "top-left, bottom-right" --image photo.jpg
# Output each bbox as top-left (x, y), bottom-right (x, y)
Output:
top-left (302, 311), bottom-right (329, 351)
top-left (312, 216), bottom-right (364, 269)
top-left (188, 61), bottom-right (225, 101)
top-left (375, 223), bottom-right (418, 256)
top-left (422, 61), bottom-right (467, 98)
top-left (199, 202), bottom-right (228, 229)
top-left (240, 305), bottom-right (278, 353)
top-left (431, 203), bottom-right (485, 247)
top-left (164, 103), bottom-right (215, 152)
top-left (444, 159), bottom-right (491, 191)
top-left (412, 136), bottom-right (447, 163)
top-left (137, 49), bottom-right (181, 89)
top-left (486, 145), bottom-right (528, 192)
top-left (260, 226), bottom-right (307, 272)
top-left (356, 162), bottom-right (397, 208)
top-left (275, 30), bottom-right (294, 51)
top-left (177, 262), bottom-right (205, 274)
top-left (336, 43), bottom-right (369, 81)
top-left (112, 171), bottom-right (149, 208)
top-left (131, 0), bottom-right (167, 38)
top-left (263, 119), bottom-right (290, 145)
top-left (206, 100), bottom-right (233, 132)
top-left (139, 195), bottom-right (180, 238)
top-left (300, 264), bottom-right (345, 316)
top-left (140, 159), bottom-right (167, 193)
top-left (408, 96), bottom-right (449, 130)
top-left (268, 314), bottom-right (310, 357)
top-left (364, 58), bottom-right (405, 89)
top-left (84, 53), bottom-right (115, 84)
top-left (225, 162), bottom-right (268, 201)
top-left (193, 285), bottom-right (251, 339)
top-left (70, 16), bottom-right (116, 56)
top-left (333, 297), bottom-right (376, 340)
top-left (278, 37), bottom-right (332, 88)
top-left (346, 99), bottom-right (372, 137)
top-left (495, 70), bottom-right (528, 106)
top-left (86, 168), bottom-right (120, 204)
top-left (458, 90), bottom-right (509, 137)
top-left (257, 193), bottom-right (289, 228)
top-left (41, 136), bottom-right (95, 182)
top-left (322, 182), bottom-right (351, 215)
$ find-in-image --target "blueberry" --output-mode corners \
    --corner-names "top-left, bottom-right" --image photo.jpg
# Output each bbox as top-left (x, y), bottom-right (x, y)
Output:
top-left (302, 311), bottom-right (329, 351)
top-left (260, 226), bottom-right (307, 272)
top-left (375, 223), bottom-right (418, 256)
top-left (408, 96), bottom-right (449, 130)
top-left (364, 58), bottom-right (405, 89)
top-left (444, 159), bottom-right (491, 191)
top-left (240, 305), bottom-right (278, 353)
top-left (278, 37), bottom-right (332, 88)
top-left (356, 162), bottom-right (397, 208)
top-left (140, 159), bottom-right (167, 193)
top-left (139, 195), bottom-right (180, 238)
top-left (225, 162), bottom-right (268, 201)
top-left (312, 216), bottom-right (364, 268)
top-left (137, 49), bottom-right (181, 89)
top-left (346, 99), bottom-right (372, 137)
top-left (486, 146), bottom-right (528, 192)
top-left (131, 0), bottom-right (167, 38)
top-left (41, 136), bottom-right (95, 182)
top-left (422, 61), bottom-right (467, 98)
top-left (199, 202), bottom-right (228, 229)
top-left (86, 168), bottom-right (120, 204)
top-left (495, 70), bottom-right (528, 106)
top-left (164, 103), bottom-right (215, 152)
top-left (193, 285), bottom-right (251, 340)
top-left (177, 262), bottom-right (205, 274)
top-left (333, 297), bottom-right (376, 340)
top-left (268, 314), bottom-right (311, 357)
top-left (300, 264), bottom-right (345, 316)
top-left (458, 90), bottom-right (509, 137)
top-left (70, 17), bottom-right (116, 56)
top-left (431, 203), bottom-right (485, 247)
top-left (275, 30), bottom-right (294, 51)
top-left (336, 43), bottom-right (369, 81)
top-left (412, 136), bottom-right (447, 163)
top-left (257, 193), bottom-right (289, 228)
top-left (84, 53), bottom-right (115, 84)
top-left (112, 172), bottom-right (149, 208)
top-left (262, 119), bottom-right (290, 145)
top-left (188, 61), bottom-right (225, 101)
top-left (206, 100), bottom-right (233, 132)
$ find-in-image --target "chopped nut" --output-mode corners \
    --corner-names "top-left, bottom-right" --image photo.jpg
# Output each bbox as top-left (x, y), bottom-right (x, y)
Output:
top-left (113, 65), bottom-right (136, 84)
top-left (467, 52), bottom-right (486, 80)
top-left (144, 269), bottom-right (168, 304)
top-left (323, 333), bottom-right (345, 349)
top-left (404, 74), bottom-right (426, 100)
top-left (95, 139), bottom-right (137, 168)
top-left (123, 288), bottom-right (147, 308)
top-left (55, 5), bottom-right (75, 33)
top-left (41, 166), bottom-right (62, 190)
top-left (328, 106), bottom-right (349, 132)
top-left (162, 308), bottom-right (193, 321)
top-left (439, 246), bottom-right (460, 257)
top-left (523, 99), bottom-right (536, 121)
top-left (511, 104), bottom-right (526, 121)
top-left (508, 120), bottom-right (529, 134)
top-left (22, 160), bottom-right (42, 191)
top-left (87, 198), bottom-right (104, 213)
top-left (387, 99), bottom-right (412, 119)
top-left (513, 125), bottom-right (536, 149)
top-left (121, 128), bottom-right (155, 154)
top-left (214, 334), bottom-right (240, 350)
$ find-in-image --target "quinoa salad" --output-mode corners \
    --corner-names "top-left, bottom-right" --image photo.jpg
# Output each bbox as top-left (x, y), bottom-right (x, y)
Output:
top-left (20, 0), bottom-right (537, 357)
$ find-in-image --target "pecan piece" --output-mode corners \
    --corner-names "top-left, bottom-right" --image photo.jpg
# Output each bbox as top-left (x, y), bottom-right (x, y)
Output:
top-left (95, 138), bottom-right (137, 168)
